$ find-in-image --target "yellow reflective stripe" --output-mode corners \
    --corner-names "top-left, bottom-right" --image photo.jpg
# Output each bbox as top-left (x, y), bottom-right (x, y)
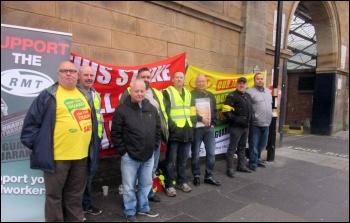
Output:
top-left (171, 115), bottom-right (188, 119)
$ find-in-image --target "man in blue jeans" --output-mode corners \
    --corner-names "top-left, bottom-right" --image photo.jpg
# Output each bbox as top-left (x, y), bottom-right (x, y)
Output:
top-left (111, 79), bottom-right (161, 222)
top-left (119, 67), bottom-right (169, 203)
top-left (246, 73), bottom-right (272, 171)
top-left (190, 74), bottom-right (220, 186)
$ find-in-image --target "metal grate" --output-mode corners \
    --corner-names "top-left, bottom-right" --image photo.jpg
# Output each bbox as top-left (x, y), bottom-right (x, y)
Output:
top-left (287, 2), bottom-right (317, 70)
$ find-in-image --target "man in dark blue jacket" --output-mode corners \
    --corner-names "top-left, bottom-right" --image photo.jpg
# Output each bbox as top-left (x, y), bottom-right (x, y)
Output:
top-left (111, 79), bottom-right (161, 222)
top-left (21, 61), bottom-right (97, 222)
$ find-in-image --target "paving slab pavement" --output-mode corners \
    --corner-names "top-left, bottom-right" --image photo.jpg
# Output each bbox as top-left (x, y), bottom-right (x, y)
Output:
top-left (85, 131), bottom-right (349, 222)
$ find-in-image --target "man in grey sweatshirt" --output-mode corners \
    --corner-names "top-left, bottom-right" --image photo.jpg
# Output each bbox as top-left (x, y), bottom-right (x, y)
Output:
top-left (246, 73), bottom-right (272, 171)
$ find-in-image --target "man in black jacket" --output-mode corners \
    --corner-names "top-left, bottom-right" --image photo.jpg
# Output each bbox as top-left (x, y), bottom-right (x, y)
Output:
top-left (119, 67), bottom-right (168, 203)
top-left (190, 74), bottom-right (221, 186)
top-left (111, 79), bottom-right (161, 222)
top-left (222, 77), bottom-right (253, 178)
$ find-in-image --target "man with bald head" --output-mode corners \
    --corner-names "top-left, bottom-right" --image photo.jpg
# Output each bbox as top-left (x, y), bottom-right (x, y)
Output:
top-left (119, 67), bottom-right (169, 203)
top-left (190, 74), bottom-right (220, 186)
top-left (163, 71), bottom-right (196, 197)
top-left (111, 79), bottom-right (161, 222)
top-left (77, 65), bottom-right (104, 216)
top-left (21, 61), bottom-right (95, 221)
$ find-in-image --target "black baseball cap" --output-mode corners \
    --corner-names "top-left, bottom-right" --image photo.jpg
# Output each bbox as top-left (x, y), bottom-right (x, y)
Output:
top-left (237, 77), bottom-right (247, 83)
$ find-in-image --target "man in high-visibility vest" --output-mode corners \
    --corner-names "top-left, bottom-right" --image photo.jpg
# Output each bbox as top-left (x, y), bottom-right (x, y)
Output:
top-left (163, 71), bottom-right (196, 197)
top-left (120, 67), bottom-right (169, 203)
top-left (78, 65), bottom-right (104, 217)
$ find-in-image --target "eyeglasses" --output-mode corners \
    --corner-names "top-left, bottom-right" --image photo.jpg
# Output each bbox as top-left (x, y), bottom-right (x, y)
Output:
top-left (59, 69), bottom-right (77, 74)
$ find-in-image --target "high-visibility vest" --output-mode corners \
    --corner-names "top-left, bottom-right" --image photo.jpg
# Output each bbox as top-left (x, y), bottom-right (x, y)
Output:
top-left (151, 88), bottom-right (168, 129)
top-left (92, 91), bottom-right (103, 138)
top-left (165, 86), bottom-right (193, 127)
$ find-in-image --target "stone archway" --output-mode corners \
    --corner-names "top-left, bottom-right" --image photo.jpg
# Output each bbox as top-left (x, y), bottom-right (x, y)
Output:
top-left (302, 1), bottom-right (339, 69)
top-left (285, 1), bottom-right (342, 135)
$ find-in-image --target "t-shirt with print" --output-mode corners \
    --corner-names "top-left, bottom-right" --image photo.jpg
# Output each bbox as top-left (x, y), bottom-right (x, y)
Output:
top-left (54, 86), bottom-right (92, 160)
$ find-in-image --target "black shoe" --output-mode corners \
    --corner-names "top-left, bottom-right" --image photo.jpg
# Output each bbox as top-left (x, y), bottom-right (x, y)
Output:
top-left (148, 194), bottom-right (161, 202)
top-left (204, 178), bottom-right (221, 186)
top-left (126, 215), bottom-right (138, 222)
top-left (259, 159), bottom-right (266, 164)
top-left (236, 167), bottom-right (253, 173)
top-left (137, 210), bottom-right (159, 217)
top-left (249, 165), bottom-right (257, 171)
top-left (83, 206), bottom-right (102, 215)
top-left (193, 176), bottom-right (200, 186)
top-left (258, 163), bottom-right (266, 168)
top-left (226, 170), bottom-right (235, 178)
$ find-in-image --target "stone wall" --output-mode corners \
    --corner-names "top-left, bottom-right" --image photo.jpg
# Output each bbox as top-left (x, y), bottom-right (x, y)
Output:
top-left (1, 1), bottom-right (348, 185)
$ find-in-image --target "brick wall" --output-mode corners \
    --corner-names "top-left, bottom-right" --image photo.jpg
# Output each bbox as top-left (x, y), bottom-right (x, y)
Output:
top-left (285, 73), bottom-right (314, 127)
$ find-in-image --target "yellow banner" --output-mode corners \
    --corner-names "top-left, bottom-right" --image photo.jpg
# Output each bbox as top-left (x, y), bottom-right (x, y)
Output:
top-left (184, 65), bottom-right (266, 156)
top-left (185, 65), bottom-right (265, 108)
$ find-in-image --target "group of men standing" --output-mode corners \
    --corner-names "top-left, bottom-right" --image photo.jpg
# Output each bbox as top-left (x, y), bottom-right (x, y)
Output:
top-left (111, 69), bottom-right (272, 222)
top-left (20, 60), bottom-right (272, 222)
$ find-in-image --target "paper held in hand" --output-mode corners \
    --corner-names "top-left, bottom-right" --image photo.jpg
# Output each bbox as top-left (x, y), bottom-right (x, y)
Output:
top-left (195, 98), bottom-right (211, 128)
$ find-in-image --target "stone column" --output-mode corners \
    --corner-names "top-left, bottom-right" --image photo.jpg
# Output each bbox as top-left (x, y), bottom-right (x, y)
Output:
top-left (238, 1), bottom-right (268, 74)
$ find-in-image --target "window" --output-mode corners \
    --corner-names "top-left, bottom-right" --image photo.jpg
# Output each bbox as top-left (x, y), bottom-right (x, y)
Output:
top-left (298, 76), bottom-right (315, 92)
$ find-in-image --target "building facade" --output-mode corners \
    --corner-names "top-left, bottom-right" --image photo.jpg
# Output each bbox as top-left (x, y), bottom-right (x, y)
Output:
top-left (1, 1), bottom-right (348, 134)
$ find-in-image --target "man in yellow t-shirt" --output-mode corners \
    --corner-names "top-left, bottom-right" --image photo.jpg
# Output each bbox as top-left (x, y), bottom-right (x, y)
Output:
top-left (21, 61), bottom-right (92, 222)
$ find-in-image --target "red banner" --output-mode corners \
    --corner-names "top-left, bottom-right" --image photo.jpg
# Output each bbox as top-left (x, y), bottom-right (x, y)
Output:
top-left (70, 52), bottom-right (186, 157)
